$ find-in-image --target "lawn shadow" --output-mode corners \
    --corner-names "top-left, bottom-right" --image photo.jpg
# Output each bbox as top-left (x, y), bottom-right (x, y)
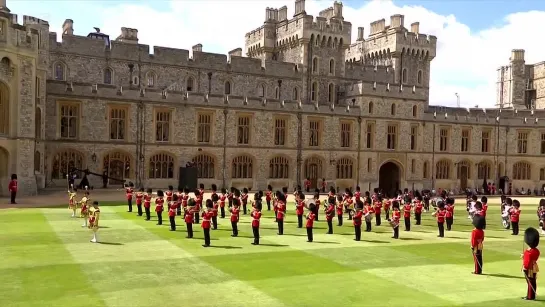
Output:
top-left (446, 236), bottom-right (466, 240)
top-left (98, 226), bottom-right (111, 229)
top-left (312, 241), bottom-right (341, 244)
top-left (259, 243), bottom-right (289, 247)
top-left (231, 235), bottom-right (255, 239)
top-left (283, 233), bottom-right (307, 237)
top-left (208, 245), bottom-right (243, 249)
top-left (98, 242), bottom-right (123, 245)
top-left (361, 239), bottom-right (389, 244)
top-left (483, 273), bottom-right (525, 280)
top-left (486, 236), bottom-right (507, 239)
top-left (399, 237), bottom-right (422, 241)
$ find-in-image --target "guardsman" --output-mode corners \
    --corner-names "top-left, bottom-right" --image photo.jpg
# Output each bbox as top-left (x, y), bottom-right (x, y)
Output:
top-left (88, 201), bottom-right (101, 243)
top-left (144, 188), bottom-right (152, 221)
top-left (403, 197), bottom-right (412, 231)
top-left (168, 194), bottom-right (178, 231)
top-left (345, 190), bottom-right (354, 220)
top-left (135, 188), bottom-right (144, 216)
top-left (80, 191), bottom-right (90, 228)
top-left (8, 174), bottom-right (17, 204)
top-left (211, 195), bottom-right (219, 230)
top-left (219, 188), bottom-right (227, 218)
top-left (391, 201), bottom-right (401, 239)
top-left (353, 201), bottom-right (363, 241)
top-left (445, 197), bottom-right (455, 231)
top-left (228, 187), bottom-right (235, 208)
top-left (325, 197), bottom-right (335, 234)
top-left (414, 195), bottom-right (423, 225)
top-left (211, 184), bottom-right (218, 201)
top-left (295, 192), bottom-right (305, 228)
top-left (432, 200), bottom-right (447, 238)
top-left (185, 199), bottom-right (195, 238)
top-left (522, 227), bottom-right (540, 300)
top-left (266, 185), bottom-right (273, 211)
top-left (363, 198), bottom-right (374, 232)
top-left (166, 185), bottom-right (174, 205)
top-left (181, 187), bottom-right (190, 215)
top-left (510, 200), bottom-right (521, 235)
top-left (314, 190), bottom-right (321, 221)
top-left (230, 199), bottom-right (240, 237)
top-left (383, 196), bottom-right (391, 220)
top-left (175, 187), bottom-right (183, 216)
top-left (306, 203), bottom-right (316, 242)
top-left (354, 186), bottom-right (361, 202)
top-left (125, 182), bottom-right (134, 213)
top-left (201, 201), bottom-right (214, 247)
top-left (68, 187), bottom-right (77, 217)
top-left (241, 188), bottom-right (249, 215)
top-left (251, 195), bottom-right (262, 245)
top-left (155, 190), bottom-right (165, 225)
top-left (276, 191), bottom-right (286, 235)
top-left (198, 183), bottom-right (205, 196)
top-left (471, 215), bottom-right (485, 275)
top-left (374, 196), bottom-right (383, 226)
top-left (194, 189), bottom-right (202, 224)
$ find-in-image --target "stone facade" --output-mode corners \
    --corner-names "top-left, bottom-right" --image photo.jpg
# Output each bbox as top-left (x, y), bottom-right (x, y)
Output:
top-left (2, 1), bottom-right (545, 197)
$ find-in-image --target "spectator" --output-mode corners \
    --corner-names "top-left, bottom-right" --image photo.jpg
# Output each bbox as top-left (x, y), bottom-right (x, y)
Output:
top-left (8, 174), bottom-right (17, 204)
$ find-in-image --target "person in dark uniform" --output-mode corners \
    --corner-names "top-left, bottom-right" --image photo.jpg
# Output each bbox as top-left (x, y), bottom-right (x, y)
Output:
top-left (251, 194), bottom-right (262, 245)
top-left (306, 203), bottom-right (316, 242)
top-left (522, 227), bottom-right (540, 300)
top-left (276, 190), bottom-right (286, 235)
top-left (471, 215), bottom-right (485, 274)
top-left (353, 201), bottom-right (363, 241)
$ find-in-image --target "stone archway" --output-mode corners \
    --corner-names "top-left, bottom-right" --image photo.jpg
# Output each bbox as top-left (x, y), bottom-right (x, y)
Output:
top-left (379, 161), bottom-right (401, 197)
top-left (0, 147), bottom-right (8, 196)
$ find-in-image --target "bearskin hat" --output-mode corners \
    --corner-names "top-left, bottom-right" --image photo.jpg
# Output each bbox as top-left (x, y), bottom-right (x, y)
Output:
top-left (471, 194), bottom-right (478, 201)
top-left (168, 185), bottom-right (173, 190)
top-left (540, 199), bottom-right (545, 207)
top-left (373, 188), bottom-right (378, 193)
top-left (435, 199), bottom-right (445, 208)
top-left (276, 191), bottom-right (286, 202)
top-left (403, 195), bottom-right (411, 204)
top-left (177, 186), bottom-right (183, 192)
top-left (330, 186), bottom-right (336, 193)
top-left (11, 174), bottom-right (17, 180)
top-left (183, 186), bottom-right (190, 194)
top-left (365, 191), bottom-right (370, 197)
top-left (254, 192), bottom-right (260, 201)
top-left (199, 183), bottom-right (204, 189)
top-left (258, 190), bottom-right (263, 198)
top-left (206, 199), bottom-right (213, 208)
top-left (211, 184), bottom-right (217, 191)
top-left (156, 190), bottom-right (164, 197)
top-left (139, 187), bottom-right (144, 192)
top-left (392, 200), bottom-right (400, 209)
top-left (221, 188), bottom-right (227, 194)
top-left (282, 187), bottom-right (288, 194)
top-left (513, 199), bottom-right (521, 208)
top-left (193, 189), bottom-right (200, 197)
top-left (328, 196), bottom-right (336, 204)
top-left (233, 198), bottom-right (241, 206)
top-left (365, 197), bottom-right (372, 205)
top-left (306, 203), bottom-right (315, 211)
top-left (267, 184), bottom-right (273, 191)
top-left (146, 188), bottom-right (152, 194)
top-left (472, 215), bottom-right (485, 230)
top-left (234, 189), bottom-right (241, 197)
top-left (188, 198), bottom-right (196, 207)
top-left (336, 194), bottom-right (343, 202)
top-left (414, 190), bottom-right (421, 198)
top-left (314, 193), bottom-right (320, 199)
top-left (356, 186), bottom-right (361, 191)
top-left (297, 185), bottom-right (302, 191)
top-left (212, 193), bottom-right (219, 202)
top-left (230, 187), bottom-right (235, 192)
top-left (129, 182), bottom-right (134, 187)
top-left (256, 200), bottom-right (263, 211)
top-left (92, 201), bottom-right (99, 206)
top-left (505, 197), bottom-right (513, 205)
top-left (315, 188), bottom-right (320, 194)
top-left (243, 188), bottom-right (248, 194)
top-left (298, 192), bottom-right (305, 199)
top-left (446, 197), bottom-right (455, 205)
top-left (173, 194), bottom-right (179, 202)
top-left (525, 227), bottom-right (540, 248)
top-left (347, 190), bottom-right (353, 198)
top-left (356, 200), bottom-right (364, 209)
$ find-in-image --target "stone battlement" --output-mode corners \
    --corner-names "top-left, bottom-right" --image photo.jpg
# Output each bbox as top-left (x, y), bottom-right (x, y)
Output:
top-left (344, 62), bottom-right (393, 80)
top-left (22, 15), bottom-right (49, 26)
top-left (425, 105), bottom-right (545, 126)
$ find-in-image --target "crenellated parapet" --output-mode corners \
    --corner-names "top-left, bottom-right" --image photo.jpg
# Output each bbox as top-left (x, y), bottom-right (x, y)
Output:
top-left (344, 62), bottom-right (394, 82)
top-left (0, 11), bottom-right (40, 53)
top-left (425, 106), bottom-right (545, 127)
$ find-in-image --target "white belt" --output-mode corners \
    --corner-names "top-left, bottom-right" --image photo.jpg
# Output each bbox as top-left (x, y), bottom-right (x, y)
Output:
top-left (252, 218), bottom-right (260, 221)
top-left (203, 219), bottom-right (210, 222)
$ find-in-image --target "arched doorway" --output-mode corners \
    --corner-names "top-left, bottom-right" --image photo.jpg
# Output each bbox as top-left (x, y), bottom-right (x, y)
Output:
top-left (379, 161), bottom-right (401, 197)
top-left (0, 147), bottom-right (8, 195)
top-left (304, 156), bottom-right (323, 189)
top-left (103, 151), bottom-right (132, 180)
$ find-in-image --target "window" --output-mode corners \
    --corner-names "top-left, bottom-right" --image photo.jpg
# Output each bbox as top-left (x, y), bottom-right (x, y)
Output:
top-left (366, 122), bottom-right (374, 149)
top-left (51, 150), bottom-right (84, 179)
top-left (391, 104), bottom-right (396, 116)
top-left (368, 101), bottom-right (374, 114)
top-left (36, 77), bottom-right (40, 98)
top-left (340, 122), bottom-right (351, 148)
top-left (513, 161), bottom-right (531, 180)
top-left (436, 160), bottom-right (450, 180)
top-left (186, 77), bottom-right (194, 92)
top-left (35, 107), bottom-right (42, 140)
top-left (59, 104), bottom-right (79, 139)
top-left (417, 70), bottom-right (422, 85)
top-left (367, 158), bottom-right (372, 172)
top-left (482, 130), bottom-right (490, 153)
top-left (402, 68), bottom-right (407, 83)
top-left (423, 161), bottom-right (428, 179)
top-left (336, 158), bottom-right (353, 179)
top-left (109, 107), bottom-right (126, 140)
top-left (439, 128), bottom-right (449, 152)
top-left (269, 156), bottom-right (289, 179)
top-left (328, 83), bottom-right (335, 103)
top-left (103, 151), bottom-right (132, 179)
top-left (155, 110), bottom-right (171, 142)
top-left (148, 153), bottom-right (174, 179)
top-left (275, 87), bottom-right (280, 99)
top-left (411, 159), bottom-right (415, 174)
top-left (387, 124), bottom-right (397, 150)
top-left (54, 62), bottom-right (65, 81)
top-left (293, 87), bottom-right (299, 100)
top-left (147, 72), bottom-right (156, 87)
top-left (412, 105), bottom-right (417, 117)
top-left (258, 84), bottom-right (266, 97)
top-left (197, 113), bottom-right (211, 143)
top-left (517, 131), bottom-right (528, 154)
top-left (311, 82), bottom-right (318, 101)
top-left (409, 125), bottom-right (417, 150)
top-left (237, 115), bottom-right (250, 144)
top-left (541, 133), bottom-right (545, 154)
top-left (274, 118), bottom-right (286, 146)
top-left (34, 151), bottom-right (41, 173)
top-left (312, 57), bottom-right (318, 73)
top-left (224, 81), bottom-right (231, 95)
top-left (329, 59), bottom-right (335, 74)
top-left (456, 161), bottom-right (471, 179)
top-left (232, 155), bottom-right (253, 179)
top-left (477, 161), bottom-right (491, 180)
top-left (541, 168), bottom-right (545, 181)
top-left (0, 82), bottom-right (8, 134)
top-left (309, 120), bottom-right (320, 147)
top-left (193, 154), bottom-right (215, 178)
top-left (103, 68), bottom-right (113, 84)
top-left (461, 129), bottom-right (470, 152)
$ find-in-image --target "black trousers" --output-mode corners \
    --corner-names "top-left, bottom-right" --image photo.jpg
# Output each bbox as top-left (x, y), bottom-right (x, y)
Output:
top-left (137, 204), bottom-right (143, 216)
top-left (321, 187), bottom-right (325, 193)
top-left (194, 212), bottom-right (200, 224)
top-left (404, 217), bottom-right (411, 231)
top-left (306, 227), bottom-right (313, 242)
top-left (127, 199), bottom-right (133, 212)
top-left (354, 225), bottom-right (361, 241)
top-left (157, 211), bottom-right (163, 225)
top-left (512, 221), bottom-right (519, 235)
top-left (220, 207), bottom-right (225, 218)
top-left (314, 208), bottom-right (319, 221)
top-left (326, 219), bottom-right (333, 234)
top-left (306, 187), bottom-right (310, 193)
top-left (415, 213), bottom-right (421, 225)
top-left (437, 222), bottom-right (445, 237)
top-left (393, 226), bottom-right (399, 239)
top-left (203, 228), bottom-right (211, 246)
top-left (347, 209), bottom-right (353, 220)
top-left (525, 272), bottom-right (537, 300)
top-left (446, 217), bottom-right (454, 231)
top-left (384, 209), bottom-right (390, 220)
top-left (145, 207), bottom-right (151, 220)
top-left (242, 202), bottom-right (247, 215)
top-left (338, 214), bottom-right (343, 226)
top-left (297, 214), bottom-right (303, 228)
top-left (186, 223), bottom-right (193, 238)
top-left (483, 218), bottom-right (487, 230)
top-left (266, 200), bottom-right (271, 211)
top-left (228, 199), bottom-right (233, 207)
top-left (274, 211), bottom-right (277, 222)
top-left (231, 221), bottom-right (238, 236)
top-left (10, 191), bottom-right (16, 204)
top-left (375, 214), bottom-right (381, 226)
top-left (169, 216), bottom-right (176, 230)
top-left (365, 221), bottom-right (372, 232)
top-left (252, 226), bottom-right (260, 244)
top-left (212, 216), bottom-right (218, 229)
top-left (176, 206), bottom-right (181, 216)
top-left (277, 219), bottom-right (284, 235)
top-left (473, 250), bottom-right (483, 274)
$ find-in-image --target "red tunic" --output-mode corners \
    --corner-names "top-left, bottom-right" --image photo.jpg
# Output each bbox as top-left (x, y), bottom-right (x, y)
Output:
top-left (276, 201), bottom-right (286, 220)
top-left (445, 204), bottom-right (454, 218)
top-left (354, 191), bottom-right (361, 201)
top-left (482, 203), bottom-right (488, 217)
top-left (168, 207), bottom-right (176, 217)
top-left (392, 209), bottom-right (401, 223)
top-left (220, 195), bottom-right (227, 208)
top-left (241, 193), bottom-right (248, 204)
top-left (414, 201), bottom-right (423, 214)
top-left (471, 229), bottom-right (484, 249)
top-left (510, 208), bottom-right (521, 223)
top-left (8, 179), bottom-right (17, 192)
top-left (325, 204), bottom-right (335, 221)
top-left (201, 211), bottom-right (213, 229)
top-left (523, 248), bottom-right (540, 273)
top-left (213, 202), bottom-right (219, 217)
top-left (166, 191), bottom-right (173, 202)
top-left (230, 207), bottom-right (240, 222)
top-left (296, 200), bottom-right (305, 215)
top-left (306, 212), bottom-right (315, 228)
top-left (436, 209), bottom-right (446, 223)
top-left (265, 191), bottom-right (272, 201)
top-left (155, 198), bottom-right (164, 212)
top-left (125, 187), bottom-right (133, 200)
top-left (184, 209), bottom-right (193, 224)
top-left (374, 201), bottom-right (383, 214)
top-left (135, 192), bottom-right (144, 205)
top-left (403, 204), bottom-right (412, 218)
top-left (353, 210), bottom-right (363, 226)
top-left (144, 194), bottom-right (152, 208)
top-left (336, 202), bottom-right (344, 215)
top-left (251, 211), bottom-right (261, 227)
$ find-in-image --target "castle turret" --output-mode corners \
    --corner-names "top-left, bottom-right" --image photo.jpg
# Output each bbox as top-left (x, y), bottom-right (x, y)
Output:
top-left (115, 27), bottom-right (138, 44)
top-left (62, 19), bottom-right (73, 35)
top-left (510, 49), bottom-right (528, 108)
top-left (0, 0), bottom-right (9, 12)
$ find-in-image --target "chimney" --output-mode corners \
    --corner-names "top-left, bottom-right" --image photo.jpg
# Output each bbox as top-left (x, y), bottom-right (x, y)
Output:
top-left (115, 27), bottom-right (138, 44)
top-left (357, 27), bottom-right (364, 41)
top-left (228, 48), bottom-right (242, 57)
top-left (278, 6), bottom-right (288, 21)
top-left (294, 0), bottom-right (306, 17)
top-left (390, 14), bottom-right (404, 28)
top-left (62, 19), bottom-right (74, 35)
top-left (0, 0), bottom-right (10, 12)
top-left (411, 22), bottom-right (419, 34)
top-left (192, 44), bottom-right (203, 52)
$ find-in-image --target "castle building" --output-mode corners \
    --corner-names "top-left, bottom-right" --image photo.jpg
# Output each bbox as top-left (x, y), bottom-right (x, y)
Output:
top-left (0, 0), bottom-right (544, 196)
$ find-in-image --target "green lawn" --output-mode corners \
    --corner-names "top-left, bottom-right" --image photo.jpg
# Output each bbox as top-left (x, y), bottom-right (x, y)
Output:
top-left (1, 201), bottom-right (544, 307)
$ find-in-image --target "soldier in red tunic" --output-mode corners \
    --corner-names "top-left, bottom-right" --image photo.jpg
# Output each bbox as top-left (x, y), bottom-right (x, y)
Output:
top-left (125, 182), bottom-right (134, 213)
top-left (471, 215), bottom-right (485, 274)
top-left (353, 201), bottom-right (363, 241)
top-left (185, 199), bottom-right (195, 238)
top-left (403, 197), bottom-right (412, 231)
top-left (432, 200), bottom-right (447, 237)
top-left (325, 197), bottom-right (335, 234)
top-left (169, 194), bottom-right (178, 231)
top-left (166, 185), bottom-right (173, 204)
top-left (295, 192), bottom-right (305, 228)
top-left (230, 199), bottom-right (240, 237)
top-left (522, 227), bottom-right (540, 300)
top-left (155, 190), bottom-right (165, 225)
top-left (198, 183), bottom-right (205, 197)
top-left (354, 186), bottom-right (361, 202)
top-left (176, 186), bottom-right (183, 216)
top-left (511, 200), bottom-right (521, 235)
top-left (211, 195), bottom-right (219, 230)
top-left (445, 197), bottom-right (455, 231)
top-left (276, 191), bottom-right (286, 235)
top-left (144, 188), bottom-right (152, 221)
top-left (194, 189), bottom-right (202, 224)
top-left (391, 201), bottom-right (401, 239)
top-left (219, 188), bottom-right (227, 218)
top-left (313, 190), bottom-right (321, 221)
top-left (306, 203), bottom-right (316, 242)
top-left (336, 194), bottom-right (344, 226)
top-left (266, 185), bottom-right (273, 211)
top-left (211, 184), bottom-right (218, 201)
top-left (8, 174), bottom-right (17, 204)
top-left (241, 188), bottom-right (249, 215)
top-left (364, 198), bottom-right (374, 232)
top-left (228, 187), bottom-right (235, 208)
top-left (135, 188), bottom-right (144, 216)
top-left (251, 196), bottom-right (262, 245)
top-left (414, 195), bottom-right (423, 225)
top-left (201, 201), bottom-right (214, 247)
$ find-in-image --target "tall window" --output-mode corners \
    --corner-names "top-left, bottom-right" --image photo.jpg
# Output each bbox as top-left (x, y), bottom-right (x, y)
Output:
top-left (103, 68), bottom-right (113, 84)
top-left (387, 124), bottom-right (397, 150)
top-left (186, 77), bottom-right (194, 92)
top-left (103, 151), bottom-right (132, 179)
top-left (541, 168), bottom-right (545, 181)
top-left (366, 122), bottom-right (374, 149)
top-left (423, 161), bottom-right (428, 179)
top-left (0, 82), bottom-right (8, 135)
top-left (269, 156), bottom-right (289, 178)
top-left (367, 158), bottom-right (372, 172)
top-left (439, 128), bottom-right (449, 152)
top-left (461, 129), bottom-right (470, 152)
top-left (402, 68), bottom-right (407, 83)
top-left (312, 57), bottom-right (318, 73)
top-left (293, 87), bottom-right (299, 100)
top-left (412, 105), bottom-right (417, 117)
top-left (481, 130), bottom-right (490, 153)
top-left (155, 110), bottom-right (170, 142)
top-left (148, 153), bottom-right (174, 179)
top-left (109, 107), bottom-right (126, 140)
top-left (517, 131), bottom-right (528, 154)
top-left (340, 122), bottom-right (351, 148)
top-left (274, 118), bottom-right (286, 146)
top-left (309, 120), bottom-right (320, 146)
top-left (436, 160), bottom-right (450, 179)
top-left (417, 70), bottom-right (423, 85)
top-left (275, 87), bottom-right (280, 99)
top-left (311, 82), bottom-right (318, 101)
top-left (336, 158), bottom-right (353, 179)
top-left (224, 81), bottom-right (231, 95)
top-left (513, 161), bottom-right (531, 180)
top-left (51, 150), bottom-right (84, 179)
top-left (477, 161), bottom-right (491, 180)
top-left (232, 155), bottom-right (253, 179)
top-left (328, 83), bottom-right (335, 103)
top-left (258, 84), bottom-right (266, 97)
top-left (197, 113), bottom-right (211, 143)
top-left (411, 159), bottom-right (415, 174)
top-left (541, 133), bottom-right (545, 154)
top-left (193, 154), bottom-right (215, 178)
top-left (147, 72), bottom-right (156, 87)
top-left (456, 161), bottom-right (471, 179)
top-left (368, 101), bottom-right (374, 114)
top-left (410, 125), bottom-right (417, 150)
top-left (54, 63), bottom-right (65, 81)
top-left (59, 104), bottom-right (79, 139)
top-left (329, 59), bottom-right (335, 74)
top-left (391, 104), bottom-right (396, 116)
top-left (237, 115), bottom-right (250, 144)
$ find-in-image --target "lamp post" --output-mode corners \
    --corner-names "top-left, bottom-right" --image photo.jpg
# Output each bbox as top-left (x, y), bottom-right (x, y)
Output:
top-left (431, 111), bottom-right (437, 189)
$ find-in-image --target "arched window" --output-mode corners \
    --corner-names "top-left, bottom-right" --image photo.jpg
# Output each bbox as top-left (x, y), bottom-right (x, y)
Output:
top-left (336, 157), bottom-right (353, 179)
top-left (436, 160), bottom-right (450, 180)
top-left (412, 105), bottom-right (417, 117)
top-left (417, 70), bottom-right (423, 85)
top-left (51, 150), bottom-right (84, 179)
top-left (148, 153), bottom-right (174, 179)
top-left (311, 82), bottom-right (318, 101)
top-left (224, 81), bottom-right (231, 95)
top-left (391, 104), bottom-right (396, 115)
top-left (312, 57), bottom-right (318, 73)
top-left (186, 77), bottom-right (194, 92)
top-left (54, 62), bottom-right (65, 81)
top-left (34, 151), bottom-right (41, 173)
top-left (456, 160), bottom-right (471, 179)
top-left (232, 155), bottom-right (253, 179)
top-left (513, 161), bottom-right (531, 180)
top-left (103, 68), bottom-right (113, 84)
top-left (477, 161), bottom-right (491, 180)
top-left (258, 84), bottom-right (266, 97)
top-left (0, 82), bottom-right (8, 134)
top-left (402, 68), bottom-right (407, 83)
top-left (103, 151), bottom-right (132, 179)
top-left (368, 101), bottom-right (374, 114)
top-left (329, 59), bottom-right (335, 74)
top-left (328, 83), bottom-right (335, 103)
top-left (293, 87), bottom-right (299, 100)
top-left (423, 161), bottom-right (428, 178)
top-left (147, 71), bottom-right (156, 87)
top-left (35, 107), bottom-right (42, 140)
top-left (269, 156), bottom-right (289, 179)
top-left (193, 154), bottom-right (215, 179)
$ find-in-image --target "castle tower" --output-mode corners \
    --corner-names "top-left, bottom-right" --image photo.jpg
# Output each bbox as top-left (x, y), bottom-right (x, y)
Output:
top-left (509, 49), bottom-right (529, 108)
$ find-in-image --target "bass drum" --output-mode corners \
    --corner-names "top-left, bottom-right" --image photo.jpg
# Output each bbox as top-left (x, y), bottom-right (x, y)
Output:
top-left (431, 197), bottom-right (444, 208)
